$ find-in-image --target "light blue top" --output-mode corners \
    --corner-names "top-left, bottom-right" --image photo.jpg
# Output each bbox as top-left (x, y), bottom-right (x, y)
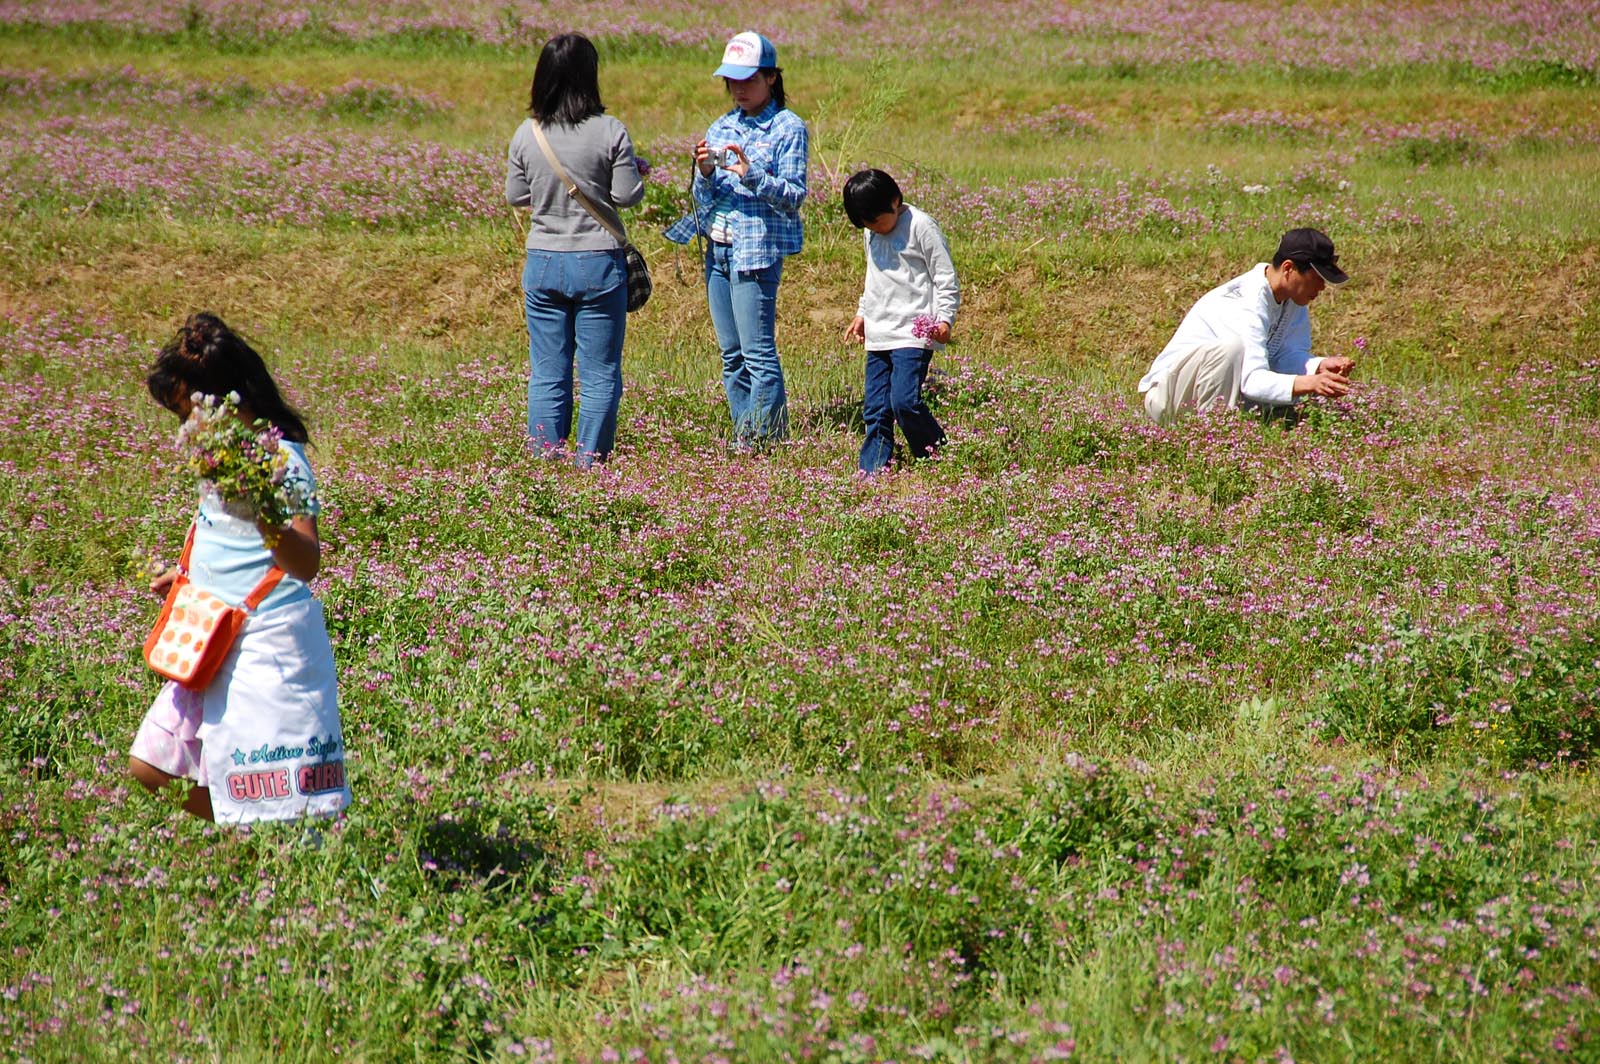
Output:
top-left (187, 440), bottom-right (319, 613)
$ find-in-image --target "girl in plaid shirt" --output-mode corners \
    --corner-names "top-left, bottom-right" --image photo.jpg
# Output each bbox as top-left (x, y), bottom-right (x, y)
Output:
top-left (665, 31), bottom-right (808, 449)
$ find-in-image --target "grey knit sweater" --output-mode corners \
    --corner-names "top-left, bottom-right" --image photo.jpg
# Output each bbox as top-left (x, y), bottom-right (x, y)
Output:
top-left (506, 115), bottom-right (645, 252)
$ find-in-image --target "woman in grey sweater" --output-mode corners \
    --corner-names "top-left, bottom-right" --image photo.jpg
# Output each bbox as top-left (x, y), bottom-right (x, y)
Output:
top-left (506, 33), bottom-right (644, 467)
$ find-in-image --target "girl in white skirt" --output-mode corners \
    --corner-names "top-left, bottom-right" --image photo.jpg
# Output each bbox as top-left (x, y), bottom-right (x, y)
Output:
top-left (130, 313), bottom-right (351, 824)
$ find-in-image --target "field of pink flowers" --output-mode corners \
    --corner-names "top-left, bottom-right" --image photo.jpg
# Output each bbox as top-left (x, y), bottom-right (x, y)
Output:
top-left (3, 4), bottom-right (1600, 1062)
top-left (3, 0), bottom-right (1599, 74)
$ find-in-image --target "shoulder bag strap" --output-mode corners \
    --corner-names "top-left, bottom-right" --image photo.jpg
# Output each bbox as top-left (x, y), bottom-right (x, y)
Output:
top-left (242, 565), bottom-right (287, 611)
top-left (530, 119), bottom-right (630, 245)
top-left (176, 524), bottom-right (197, 574)
top-left (241, 526), bottom-right (290, 611)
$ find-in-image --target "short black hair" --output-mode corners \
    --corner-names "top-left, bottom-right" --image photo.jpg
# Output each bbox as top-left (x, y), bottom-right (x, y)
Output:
top-left (842, 169), bottom-right (903, 228)
top-left (528, 33), bottom-right (605, 126)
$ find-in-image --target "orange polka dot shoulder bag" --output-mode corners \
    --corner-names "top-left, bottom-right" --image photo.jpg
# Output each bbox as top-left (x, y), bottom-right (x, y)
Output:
top-left (143, 526), bottom-right (285, 691)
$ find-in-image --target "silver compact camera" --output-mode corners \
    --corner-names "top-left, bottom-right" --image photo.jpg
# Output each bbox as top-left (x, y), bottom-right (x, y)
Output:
top-left (707, 147), bottom-right (737, 168)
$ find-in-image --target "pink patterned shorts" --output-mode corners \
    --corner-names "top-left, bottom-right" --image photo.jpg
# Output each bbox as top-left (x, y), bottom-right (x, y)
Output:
top-left (129, 682), bottom-right (208, 786)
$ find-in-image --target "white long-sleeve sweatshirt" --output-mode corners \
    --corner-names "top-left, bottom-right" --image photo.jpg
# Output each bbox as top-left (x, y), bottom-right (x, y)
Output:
top-left (857, 205), bottom-right (960, 351)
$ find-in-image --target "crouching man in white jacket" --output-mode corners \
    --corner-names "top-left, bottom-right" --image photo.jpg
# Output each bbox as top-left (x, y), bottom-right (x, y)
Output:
top-left (1139, 228), bottom-right (1355, 426)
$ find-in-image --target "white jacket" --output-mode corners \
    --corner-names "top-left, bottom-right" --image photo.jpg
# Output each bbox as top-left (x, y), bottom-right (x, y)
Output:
top-left (1141, 264), bottom-right (1325, 406)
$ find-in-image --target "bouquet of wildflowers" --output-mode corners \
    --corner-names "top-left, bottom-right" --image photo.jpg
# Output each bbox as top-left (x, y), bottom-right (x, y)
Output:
top-left (912, 314), bottom-right (939, 346)
top-left (176, 391), bottom-right (315, 545)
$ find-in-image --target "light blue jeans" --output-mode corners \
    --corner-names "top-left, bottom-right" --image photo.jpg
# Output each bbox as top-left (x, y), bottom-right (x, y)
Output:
top-left (705, 242), bottom-right (787, 443)
top-left (522, 249), bottom-right (627, 467)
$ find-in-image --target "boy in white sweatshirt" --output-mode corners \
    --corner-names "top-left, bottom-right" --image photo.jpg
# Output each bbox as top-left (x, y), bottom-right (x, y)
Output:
top-left (844, 169), bottom-right (960, 473)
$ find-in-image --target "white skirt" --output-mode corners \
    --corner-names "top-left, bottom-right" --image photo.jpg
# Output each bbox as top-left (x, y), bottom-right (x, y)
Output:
top-left (137, 597), bottom-right (352, 824)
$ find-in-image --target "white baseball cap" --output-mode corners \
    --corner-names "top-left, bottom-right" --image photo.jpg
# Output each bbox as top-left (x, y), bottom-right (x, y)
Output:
top-left (713, 31), bottom-right (777, 80)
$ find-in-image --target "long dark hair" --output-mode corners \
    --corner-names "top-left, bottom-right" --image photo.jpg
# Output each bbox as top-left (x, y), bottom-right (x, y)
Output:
top-left (528, 33), bottom-right (605, 126)
top-left (147, 313), bottom-right (309, 443)
top-left (764, 68), bottom-right (787, 110)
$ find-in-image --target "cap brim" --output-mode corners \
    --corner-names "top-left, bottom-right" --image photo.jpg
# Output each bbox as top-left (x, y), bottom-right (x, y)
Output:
top-left (712, 64), bottom-right (759, 79)
top-left (1310, 261), bottom-right (1349, 287)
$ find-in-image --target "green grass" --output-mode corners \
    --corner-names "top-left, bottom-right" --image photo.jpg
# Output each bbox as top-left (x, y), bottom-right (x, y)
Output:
top-left (3, 15), bottom-right (1600, 1063)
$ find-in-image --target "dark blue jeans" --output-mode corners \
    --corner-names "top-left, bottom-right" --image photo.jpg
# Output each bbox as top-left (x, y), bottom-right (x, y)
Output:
top-left (522, 249), bottom-right (627, 467)
top-left (860, 346), bottom-right (945, 473)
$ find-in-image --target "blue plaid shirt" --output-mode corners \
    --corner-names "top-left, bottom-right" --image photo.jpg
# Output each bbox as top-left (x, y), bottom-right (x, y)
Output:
top-left (664, 101), bottom-right (808, 272)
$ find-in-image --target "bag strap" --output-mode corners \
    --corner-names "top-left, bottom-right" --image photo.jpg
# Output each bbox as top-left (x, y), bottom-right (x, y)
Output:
top-left (242, 566), bottom-right (287, 611)
top-left (176, 521), bottom-right (287, 612)
top-left (530, 120), bottom-right (630, 246)
top-left (177, 524), bottom-right (197, 573)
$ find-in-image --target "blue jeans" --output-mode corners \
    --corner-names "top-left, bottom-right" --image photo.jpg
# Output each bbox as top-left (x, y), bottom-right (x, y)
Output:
top-left (705, 242), bottom-right (787, 443)
top-left (522, 249), bottom-right (627, 467)
top-left (860, 346), bottom-right (945, 473)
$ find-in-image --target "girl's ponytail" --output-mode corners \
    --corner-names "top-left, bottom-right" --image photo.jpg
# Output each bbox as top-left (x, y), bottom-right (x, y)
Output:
top-left (148, 314), bottom-right (310, 443)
